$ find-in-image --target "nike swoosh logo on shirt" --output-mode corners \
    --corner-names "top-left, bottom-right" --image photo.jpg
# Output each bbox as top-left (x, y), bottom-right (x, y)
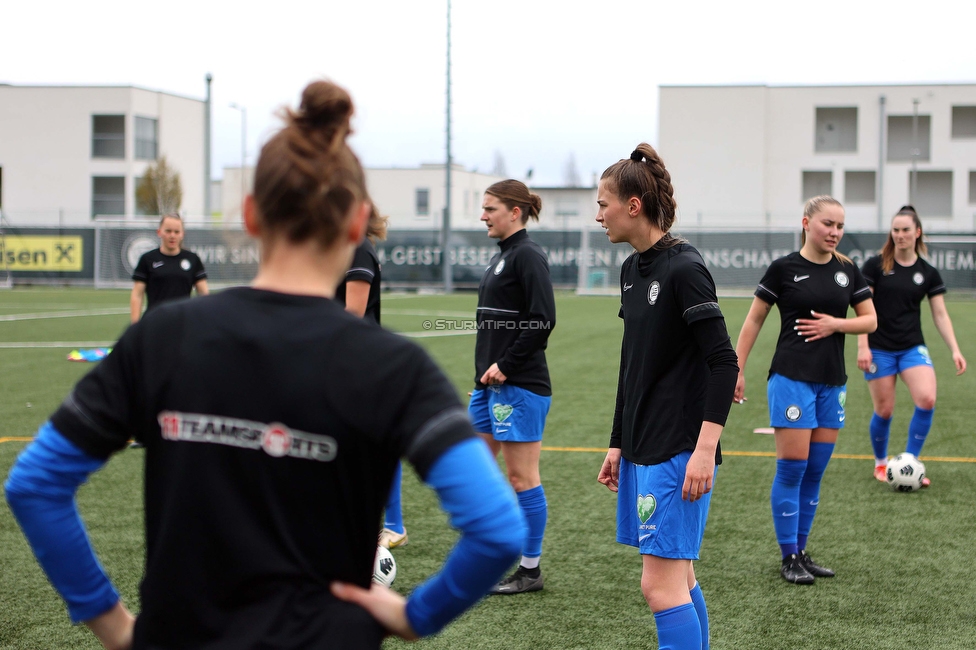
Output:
top-left (623, 283), bottom-right (634, 292)
top-left (793, 275), bottom-right (810, 282)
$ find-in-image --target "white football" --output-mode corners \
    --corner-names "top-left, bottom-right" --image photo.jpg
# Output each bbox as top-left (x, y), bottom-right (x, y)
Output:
top-left (886, 453), bottom-right (926, 492)
top-left (372, 545), bottom-right (397, 587)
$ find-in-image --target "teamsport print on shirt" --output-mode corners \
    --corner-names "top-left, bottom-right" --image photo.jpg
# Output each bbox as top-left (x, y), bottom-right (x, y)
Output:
top-left (157, 411), bottom-right (338, 462)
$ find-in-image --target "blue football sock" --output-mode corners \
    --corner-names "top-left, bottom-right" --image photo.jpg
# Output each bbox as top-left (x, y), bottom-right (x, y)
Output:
top-left (690, 582), bottom-right (710, 650)
top-left (870, 413), bottom-right (892, 461)
top-left (905, 407), bottom-right (934, 457)
top-left (654, 602), bottom-right (701, 650)
top-left (517, 485), bottom-right (547, 562)
top-left (383, 462), bottom-right (404, 534)
top-left (771, 459), bottom-right (807, 558)
top-left (798, 442), bottom-right (834, 551)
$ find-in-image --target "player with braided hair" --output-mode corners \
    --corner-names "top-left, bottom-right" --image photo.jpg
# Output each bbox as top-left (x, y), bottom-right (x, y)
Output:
top-left (6, 80), bottom-right (523, 649)
top-left (734, 196), bottom-right (876, 585)
top-left (597, 143), bottom-right (738, 650)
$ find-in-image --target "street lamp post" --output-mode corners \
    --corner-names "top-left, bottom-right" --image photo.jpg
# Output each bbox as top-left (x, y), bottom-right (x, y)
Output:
top-left (230, 103), bottom-right (247, 219)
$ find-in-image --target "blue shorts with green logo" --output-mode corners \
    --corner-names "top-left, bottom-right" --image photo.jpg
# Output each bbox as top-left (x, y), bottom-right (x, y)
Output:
top-left (863, 346), bottom-right (933, 380)
top-left (616, 452), bottom-right (713, 559)
top-left (767, 373), bottom-right (846, 429)
top-left (468, 384), bottom-right (551, 442)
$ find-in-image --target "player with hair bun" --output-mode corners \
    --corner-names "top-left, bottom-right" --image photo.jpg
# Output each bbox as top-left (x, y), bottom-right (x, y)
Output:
top-left (857, 205), bottom-right (967, 486)
top-left (469, 179), bottom-right (557, 595)
top-left (734, 195), bottom-right (877, 585)
top-left (6, 80), bottom-right (524, 650)
top-left (596, 143), bottom-right (739, 650)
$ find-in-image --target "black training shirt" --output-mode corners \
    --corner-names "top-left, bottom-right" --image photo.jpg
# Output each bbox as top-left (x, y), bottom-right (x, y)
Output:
top-left (336, 239), bottom-right (382, 325)
top-left (132, 248), bottom-right (207, 312)
top-left (756, 252), bottom-right (872, 386)
top-left (610, 243), bottom-right (739, 466)
top-left (861, 255), bottom-right (945, 351)
top-left (50, 288), bottom-right (474, 649)
top-left (473, 229), bottom-right (556, 396)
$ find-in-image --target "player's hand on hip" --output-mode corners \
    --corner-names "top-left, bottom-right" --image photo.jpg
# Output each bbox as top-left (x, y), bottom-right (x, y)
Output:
top-left (480, 363), bottom-right (507, 386)
top-left (331, 582), bottom-right (418, 641)
top-left (682, 450), bottom-right (714, 502)
top-left (598, 448), bottom-right (622, 493)
top-left (85, 601), bottom-right (134, 650)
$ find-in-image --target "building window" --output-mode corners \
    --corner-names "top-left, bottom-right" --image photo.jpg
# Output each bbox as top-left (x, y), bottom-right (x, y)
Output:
top-left (845, 171), bottom-right (876, 204)
top-left (415, 188), bottom-right (429, 216)
top-left (815, 107), bottom-right (857, 153)
top-left (912, 171), bottom-right (952, 217)
top-left (952, 106), bottom-right (976, 139)
top-left (134, 176), bottom-right (150, 215)
top-left (135, 116), bottom-right (158, 160)
top-left (92, 115), bottom-right (125, 159)
top-left (970, 171), bottom-right (976, 204)
top-left (92, 176), bottom-right (125, 216)
top-left (802, 171), bottom-right (832, 201)
top-left (887, 115), bottom-right (930, 162)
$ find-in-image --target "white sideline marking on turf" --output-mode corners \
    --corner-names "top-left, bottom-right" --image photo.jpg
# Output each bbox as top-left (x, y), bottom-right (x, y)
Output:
top-left (0, 341), bottom-right (115, 349)
top-left (399, 330), bottom-right (476, 339)
top-left (0, 308), bottom-right (129, 322)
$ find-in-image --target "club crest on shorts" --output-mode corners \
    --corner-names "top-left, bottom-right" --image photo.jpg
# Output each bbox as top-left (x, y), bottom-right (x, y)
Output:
top-left (493, 258), bottom-right (505, 275)
top-left (785, 405), bottom-right (801, 422)
top-left (637, 494), bottom-right (656, 524)
top-left (492, 403), bottom-right (514, 422)
top-left (181, 259), bottom-right (192, 271)
top-left (913, 272), bottom-right (924, 285)
top-left (838, 391), bottom-right (846, 408)
top-left (647, 281), bottom-right (660, 305)
top-left (833, 272), bottom-right (849, 287)
top-left (918, 345), bottom-right (931, 363)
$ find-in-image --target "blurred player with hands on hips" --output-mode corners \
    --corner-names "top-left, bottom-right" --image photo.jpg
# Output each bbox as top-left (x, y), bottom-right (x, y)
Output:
top-left (596, 144), bottom-right (739, 650)
top-left (130, 213), bottom-right (208, 323)
top-left (5, 80), bottom-right (524, 650)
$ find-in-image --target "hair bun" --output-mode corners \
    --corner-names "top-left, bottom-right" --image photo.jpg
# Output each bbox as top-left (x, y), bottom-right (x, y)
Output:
top-left (292, 80), bottom-right (353, 142)
top-left (630, 150), bottom-right (643, 162)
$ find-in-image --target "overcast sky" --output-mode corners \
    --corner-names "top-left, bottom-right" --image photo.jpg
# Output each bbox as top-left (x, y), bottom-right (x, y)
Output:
top-left (4, 0), bottom-right (975, 186)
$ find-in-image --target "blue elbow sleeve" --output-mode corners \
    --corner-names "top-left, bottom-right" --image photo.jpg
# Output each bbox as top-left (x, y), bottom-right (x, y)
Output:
top-left (405, 438), bottom-right (524, 637)
top-left (5, 423), bottom-right (120, 623)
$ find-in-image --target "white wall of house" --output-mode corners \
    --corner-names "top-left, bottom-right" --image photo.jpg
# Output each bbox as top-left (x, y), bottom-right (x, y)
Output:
top-left (660, 84), bottom-right (976, 231)
top-left (0, 85), bottom-right (206, 225)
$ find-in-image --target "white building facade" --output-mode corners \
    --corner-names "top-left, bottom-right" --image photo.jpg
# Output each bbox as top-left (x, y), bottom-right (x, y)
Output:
top-left (659, 84), bottom-right (976, 231)
top-left (0, 84), bottom-right (207, 225)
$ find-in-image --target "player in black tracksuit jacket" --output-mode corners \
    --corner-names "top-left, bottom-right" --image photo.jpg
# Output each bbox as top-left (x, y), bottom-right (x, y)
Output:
top-left (468, 179), bottom-right (556, 595)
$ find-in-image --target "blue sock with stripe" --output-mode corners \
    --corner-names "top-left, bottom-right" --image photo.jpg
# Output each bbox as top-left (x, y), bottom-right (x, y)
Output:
top-left (654, 602), bottom-right (701, 650)
top-left (798, 442), bottom-right (834, 551)
top-left (383, 461), bottom-right (404, 534)
top-left (517, 485), bottom-right (547, 564)
top-left (771, 459), bottom-right (807, 558)
top-left (690, 582), bottom-right (710, 650)
top-left (905, 407), bottom-right (934, 457)
top-left (870, 413), bottom-right (892, 462)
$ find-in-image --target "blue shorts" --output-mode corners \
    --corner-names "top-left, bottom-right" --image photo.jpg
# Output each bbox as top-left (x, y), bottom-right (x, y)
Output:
top-left (467, 384), bottom-right (551, 442)
top-left (767, 373), bottom-right (846, 429)
top-left (863, 346), bottom-right (933, 380)
top-left (616, 452), bottom-right (713, 559)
